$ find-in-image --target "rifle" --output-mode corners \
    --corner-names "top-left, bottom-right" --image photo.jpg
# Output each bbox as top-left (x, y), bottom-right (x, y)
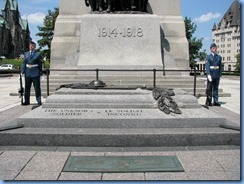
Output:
top-left (205, 81), bottom-right (213, 105)
top-left (18, 73), bottom-right (24, 105)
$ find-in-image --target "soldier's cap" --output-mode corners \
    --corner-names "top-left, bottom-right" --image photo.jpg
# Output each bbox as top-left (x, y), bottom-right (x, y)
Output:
top-left (210, 43), bottom-right (217, 48)
top-left (29, 41), bottom-right (36, 45)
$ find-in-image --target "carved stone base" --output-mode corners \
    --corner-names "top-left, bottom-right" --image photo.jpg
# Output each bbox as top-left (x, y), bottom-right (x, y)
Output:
top-left (77, 14), bottom-right (170, 70)
top-left (17, 88), bottom-right (225, 129)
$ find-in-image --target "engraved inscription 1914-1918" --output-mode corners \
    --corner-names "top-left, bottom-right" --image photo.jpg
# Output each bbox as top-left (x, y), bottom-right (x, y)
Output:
top-left (98, 27), bottom-right (143, 37)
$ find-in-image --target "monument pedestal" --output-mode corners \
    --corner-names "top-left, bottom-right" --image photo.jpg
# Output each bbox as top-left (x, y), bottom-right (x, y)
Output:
top-left (0, 88), bottom-right (239, 147)
top-left (64, 14), bottom-right (177, 70)
top-left (77, 14), bottom-right (167, 69)
top-left (49, 0), bottom-right (191, 91)
top-left (51, 0), bottom-right (189, 72)
top-left (0, 88), bottom-right (236, 147)
top-left (17, 88), bottom-right (224, 129)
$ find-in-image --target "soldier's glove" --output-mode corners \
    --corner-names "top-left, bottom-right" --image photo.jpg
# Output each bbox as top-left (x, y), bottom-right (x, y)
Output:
top-left (207, 75), bottom-right (212, 82)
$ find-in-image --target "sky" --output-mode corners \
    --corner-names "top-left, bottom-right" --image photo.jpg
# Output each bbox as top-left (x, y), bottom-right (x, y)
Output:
top-left (0, 0), bottom-right (242, 52)
top-left (181, 0), bottom-right (242, 52)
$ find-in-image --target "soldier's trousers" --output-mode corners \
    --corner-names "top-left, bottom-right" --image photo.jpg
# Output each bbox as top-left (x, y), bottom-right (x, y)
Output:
top-left (24, 76), bottom-right (41, 103)
top-left (206, 78), bottom-right (220, 103)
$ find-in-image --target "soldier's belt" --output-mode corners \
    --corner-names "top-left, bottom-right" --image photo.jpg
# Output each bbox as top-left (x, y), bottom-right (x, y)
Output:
top-left (210, 66), bottom-right (219, 69)
top-left (26, 64), bottom-right (38, 68)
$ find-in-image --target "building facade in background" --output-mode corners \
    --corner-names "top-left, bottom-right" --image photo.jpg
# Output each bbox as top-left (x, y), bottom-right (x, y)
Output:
top-left (198, 0), bottom-right (240, 73)
top-left (0, 0), bottom-right (31, 58)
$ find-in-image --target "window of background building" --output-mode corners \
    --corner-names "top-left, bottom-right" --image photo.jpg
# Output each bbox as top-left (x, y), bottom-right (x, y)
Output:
top-left (228, 65), bottom-right (232, 71)
top-left (223, 57), bottom-right (225, 61)
top-left (6, 10), bottom-right (10, 21)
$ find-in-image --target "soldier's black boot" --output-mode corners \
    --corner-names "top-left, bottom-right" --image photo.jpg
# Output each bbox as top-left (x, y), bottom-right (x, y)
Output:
top-left (22, 101), bottom-right (30, 106)
top-left (214, 102), bottom-right (221, 106)
top-left (205, 98), bottom-right (212, 106)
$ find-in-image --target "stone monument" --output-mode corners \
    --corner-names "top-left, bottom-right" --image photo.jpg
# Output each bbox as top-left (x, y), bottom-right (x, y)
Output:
top-left (51, 0), bottom-right (189, 71)
top-left (0, 0), bottom-right (239, 148)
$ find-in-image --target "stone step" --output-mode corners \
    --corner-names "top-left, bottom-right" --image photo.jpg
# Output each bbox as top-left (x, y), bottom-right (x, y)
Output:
top-left (0, 127), bottom-right (239, 147)
top-left (43, 76), bottom-right (205, 84)
top-left (17, 107), bottom-right (225, 129)
top-left (47, 76), bottom-right (199, 81)
top-left (46, 79), bottom-right (204, 85)
top-left (43, 80), bottom-right (206, 84)
top-left (40, 84), bottom-right (205, 90)
top-left (40, 86), bottom-right (223, 93)
top-left (45, 75), bottom-right (202, 81)
top-left (44, 80), bottom-right (204, 86)
top-left (4, 88), bottom-right (238, 148)
top-left (48, 74), bottom-right (199, 80)
top-left (11, 74), bottom-right (231, 97)
top-left (10, 89), bottom-right (231, 98)
top-left (10, 87), bottom-right (224, 93)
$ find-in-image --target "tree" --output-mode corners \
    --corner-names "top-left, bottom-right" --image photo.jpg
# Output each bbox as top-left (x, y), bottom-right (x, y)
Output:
top-left (36, 7), bottom-right (59, 60)
top-left (234, 53), bottom-right (240, 72)
top-left (184, 17), bottom-right (207, 68)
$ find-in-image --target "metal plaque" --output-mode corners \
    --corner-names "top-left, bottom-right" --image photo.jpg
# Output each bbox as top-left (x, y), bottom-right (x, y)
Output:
top-left (63, 156), bottom-right (184, 173)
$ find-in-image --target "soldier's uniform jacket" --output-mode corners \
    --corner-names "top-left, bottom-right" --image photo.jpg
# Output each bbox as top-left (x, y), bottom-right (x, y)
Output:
top-left (205, 53), bottom-right (222, 79)
top-left (21, 51), bottom-right (42, 78)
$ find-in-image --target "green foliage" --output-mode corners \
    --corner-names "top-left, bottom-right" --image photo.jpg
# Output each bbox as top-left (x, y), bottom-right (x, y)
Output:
top-left (0, 59), bottom-right (50, 69)
top-left (43, 60), bottom-right (50, 69)
top-left (184, 17), bottom-right (207, 68)
top-left (199, 51), bottom-right (207, 61)
top-left (234, 54), bottom-right (240, 72)
top-left (36, 7), bottom-right (59, 60)
top-left (185, 17), bottom-right (197, 41)
top-left (0, 59), bottom-right (22, 69)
